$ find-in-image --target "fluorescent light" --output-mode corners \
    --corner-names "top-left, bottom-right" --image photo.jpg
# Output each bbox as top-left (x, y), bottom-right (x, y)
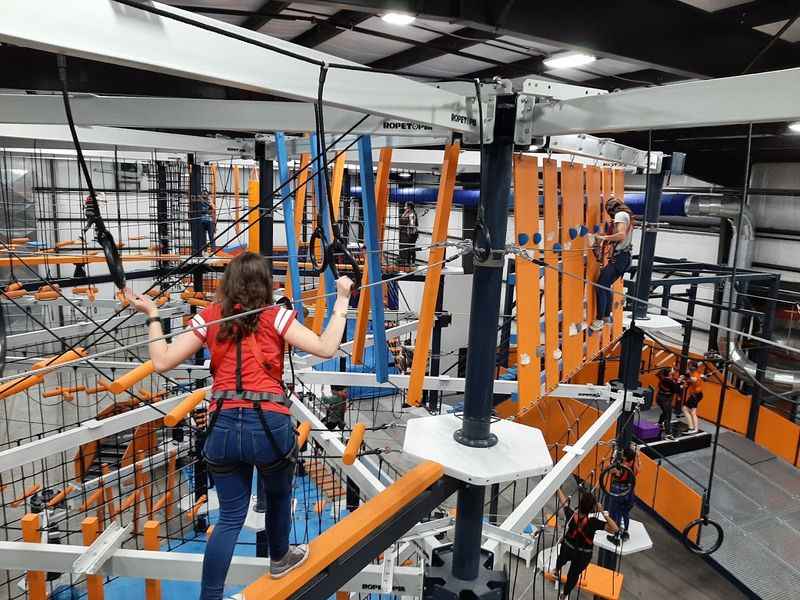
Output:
top-left (543, 51), bottom-right (597, 70)
top-left (790, 121), bottom-right (800, 133)
top-left (381, 12), bottom-right (416, 26)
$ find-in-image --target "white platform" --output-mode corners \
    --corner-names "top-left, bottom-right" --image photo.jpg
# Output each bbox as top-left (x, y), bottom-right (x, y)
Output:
top-left (593, 518), bottom-right (653, 555)
top-left (623, 311), bottom-right (681, 330)
top-left (402, 414), bottom-right (553, 485)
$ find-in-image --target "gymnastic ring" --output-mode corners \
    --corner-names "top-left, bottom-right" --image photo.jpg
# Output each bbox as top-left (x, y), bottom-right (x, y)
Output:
top-left (599, 462), bottom-right (636, 498)
top-left (307, 227), bottom-right (328, 275)
top-left (330, 239), bottom-right (361, 292)
top-left (471, 219), bottom-right (492, 263)
top-left (682, 517), bottom-right (724, 555)
top-left (97, 228), bottom-right (126, 290)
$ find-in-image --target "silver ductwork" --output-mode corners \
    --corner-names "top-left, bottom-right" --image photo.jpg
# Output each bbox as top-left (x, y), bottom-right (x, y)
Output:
top-left (684, 196), bottom-right (800, 390)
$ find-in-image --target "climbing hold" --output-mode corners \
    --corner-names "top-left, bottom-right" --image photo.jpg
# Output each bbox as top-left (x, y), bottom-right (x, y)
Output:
top-left (518, 233), bottom-right (530, 246)
top-left (569, 227), bottom-right (578, 240)
top-left (520, 353), bottom-right (531, 366)
top-left (593, 224), bottom-right (601, 233)
top-left (579, 225), bottom-right (588, 236)
top-left (533, 232), bottom-right (542, 245)
top-left (553, 243), bottom-right (563, 252)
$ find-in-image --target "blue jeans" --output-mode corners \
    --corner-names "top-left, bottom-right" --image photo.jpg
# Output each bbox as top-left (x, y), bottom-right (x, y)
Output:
top-left (192, 218), bottom-right (216, 254)
top-left (200, 409), bottom-right (295, 600)
top-left (596, 251), bottom-right (631, 320)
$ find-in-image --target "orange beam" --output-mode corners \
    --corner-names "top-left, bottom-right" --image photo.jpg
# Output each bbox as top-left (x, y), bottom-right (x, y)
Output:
top-left (330, 151), bottom-right (346, 218)
top-left (586, 166), bottom-right (603, 359)
top-left (297, 422), bottom-right (312, 448)
top-left (407, 143), bottom-right (460, 406)
top-left (352, 147), bottom-right (392, 365)
top-left (210, 163), bottom-right (218, 224)
top-left (612, 169), bottom-right (626, 341)
top-left (107, 361), bottom-right (155, 394)
top-left (513, 154), bottom-right (541, 416)
top-left (144, 521), bottom-right (162, 600)
top-left (233, 165), bottom-right (242, 235)
top-left (188, 495), bottom-right (208, 520)
top-left (22, 514), bottom-right (46, 600)
top-left (343, 423), bottom-right (366, 465)
top-left (560, 162), bottom-right (584, 380)
top-left (294, 153), bottom-right (311, 241)
top-left (11, 484), bottom-right (41, 508)
top-left (77, 488), bottom-right (104, 512)
top-left (601, 168), bottom-right (614, 346)
top-left (82, 518), bottom-right (105, 600)
top-left (242, 461), bottom-right (444, 600)
top-left (48, 485), bottom-right (77, 508)
top-left (248, 180), bottom-right (260, 253)
top-left (164, 388), bottom-right (206, 427)
top-left (542, 159), bottom-right (560, 391)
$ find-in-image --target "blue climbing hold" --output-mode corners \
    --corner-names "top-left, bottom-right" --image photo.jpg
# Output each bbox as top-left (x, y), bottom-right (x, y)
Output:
top-left (553, 242), bottom-right (563, 252)
top-left (593, 224), bottom-right (601, 233)
top-left (533, 232), bottom-right (542, 244)
top-left (569, 227), bottom-right (578, 240)
top-left (579, 225), bottom-right (588, 236)
top-left (518, 233), bottom-right (529, 245)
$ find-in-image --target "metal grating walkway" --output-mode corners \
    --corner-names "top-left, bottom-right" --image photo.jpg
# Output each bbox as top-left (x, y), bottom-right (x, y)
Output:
top-left (664, 436), bottom-right (800, 600)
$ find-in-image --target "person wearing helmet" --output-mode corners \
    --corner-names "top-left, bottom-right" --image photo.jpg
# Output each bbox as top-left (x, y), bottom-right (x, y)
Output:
top-left (590, 196), bottom-right (634, 332)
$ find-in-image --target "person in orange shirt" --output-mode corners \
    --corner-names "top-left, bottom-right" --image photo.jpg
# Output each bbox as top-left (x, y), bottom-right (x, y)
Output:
top-left (683, 361), bottom-right (704, 433)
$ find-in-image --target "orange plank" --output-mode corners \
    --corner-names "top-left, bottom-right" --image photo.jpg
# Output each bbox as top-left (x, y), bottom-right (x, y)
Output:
top-left (210, 163), bottom-right (218, 224)
top-left (11, 484), bottom-right (41, 508)
top-left (544, 563), bottom-right (623, 600)
top-left (612, 169), bottom-right (626, 340)
top-left (542, 159), bottom-right (560, 391)
top-left (586, 166), bottom-right (603, 358)
top-left (407, 143), bottom-right (460, 406)
top-left (144, 521), bottom-right (162, 600)
top-left (343, 423), bottom-right (366, 465)
top-left (353, 147), bottom-right (392, 364)
top-left (330, 152), bottom-right (346, 218)
top-left (243, 461), bottom-right (443, 600)
top-left (22, 514), bottom-right (46, 600)
top-left (600, 168), bottom-right (614, 347)
top-left (513, 154), bottom-right (541, 415)
top-left (560, 162), bottom-right (583, 380)
top-left (233, 165), bottom-right (242, 235)
top-left (248, 180), bottom-right (260, 253)
top-left (82, 518), bottom-right (104, 600)
top-left (294, 153), bottom-right (311, 241)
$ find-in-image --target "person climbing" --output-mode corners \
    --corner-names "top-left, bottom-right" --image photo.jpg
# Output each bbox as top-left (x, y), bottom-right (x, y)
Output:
top-left (551, 488), bottom-right (619, 599)
top-left (656, 366), bottom-right (681, 439)
top-left (398, 201), bottom-right (419, 268)
top-left (606, 444), bottom-right (640, 544)
top-left (683, 360), bottom-right (705, 434)
top-left (191, 189), bottom-right (216, 254)
top-left (125, 252), bottom-right (354, 600)
top-left (590, 196), bottom-right (634, 332)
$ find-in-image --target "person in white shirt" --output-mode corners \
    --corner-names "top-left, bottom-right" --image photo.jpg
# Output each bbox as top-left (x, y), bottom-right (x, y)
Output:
top-left (590, 196), bottom-right (634, 331)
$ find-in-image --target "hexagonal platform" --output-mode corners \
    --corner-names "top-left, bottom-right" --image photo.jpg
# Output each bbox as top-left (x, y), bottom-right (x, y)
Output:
top-left (402, 414), bottom-right (552, 485)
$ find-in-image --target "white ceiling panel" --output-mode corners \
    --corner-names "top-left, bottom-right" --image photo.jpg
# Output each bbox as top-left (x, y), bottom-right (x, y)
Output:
top-left (585, 58), bottom-right (642, 76)
top-left (676, 0), bottom-right (746, 11)
top-left (496, 35), bottom-right (563, 55)
top-left (462, 43), bottom-right (529, 63)
top-left (358, 16), bottom-right (443, 43)
top-left (756, 20), bottom-right (800, 43)
top-left (285, 2), bottom-right (340, 16)
top-left (316, 30), bottom-right (413, 64)
top-left (412, 18), bottom-right (466, 34)
top-left (542, 68), bottom-right (595, 82)
top-left (258, 18), bottom-right (315, 40)
top-left (405, 54), bottom-right (494, 78)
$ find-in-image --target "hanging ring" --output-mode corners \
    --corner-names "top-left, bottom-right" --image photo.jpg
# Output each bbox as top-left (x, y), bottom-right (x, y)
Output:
top-left (599, 462), bottom-right (636, 498)
top-left (682, 517), bottom-right (724, 555)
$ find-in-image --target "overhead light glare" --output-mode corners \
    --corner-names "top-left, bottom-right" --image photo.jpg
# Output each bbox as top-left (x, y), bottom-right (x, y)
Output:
top-left (381, 12), bottom-right (416, 26)
top-left (790, 121), bottom-right (800, 133)
top-left (543, 51), bottom-right (597, 70)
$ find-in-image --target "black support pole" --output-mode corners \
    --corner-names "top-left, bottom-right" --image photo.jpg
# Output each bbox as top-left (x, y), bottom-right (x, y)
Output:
top-left (450, 94), bottom-right (516, 582)
top-left (747, 274), bottom-right (780, 439)
top-left (255, 141), bottom-right (274, 266)
top-left (427, 274), bottom-right (446, 413)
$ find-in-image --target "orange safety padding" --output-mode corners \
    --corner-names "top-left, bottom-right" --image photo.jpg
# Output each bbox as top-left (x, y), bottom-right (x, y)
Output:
top-left (755, 406), bottom-right (800, 464)
top-left (696, 382), bottom-right (750, 434)
top-left (635, 454), bottom-right (659, 508)
top-left (542, 159), bottom-right (560, 391)
top-left (585, 166), bottom-right (603, 358)
top-left (352, 147), bottom-right (392, 365)
top-left (233, 165), bottom-right (241, 235)
top-left (164, 389), bottom-right (207, 427)
top-left (294, 153), bottom-right (311, 241)
top-left (242, 461), bottom-right (444, 600)
top-left (343, 423), bottom-right (366, 465)
top-left (544, 564), bottom-right (623, 600)
top-left (248, 180), bottom-right (260, 253)
top-left (560, 162), bottom-right (584, 380)
top-left (513, 154), bottom-right (541, 415)
top-left (108, 361), bottom-right (156, 394)
top-left (407, 143), bottom-right (460, 406)
top-left (652, 466), bottom-right (702, 541)
top-left (22, 514), bottom-right (46, 600)
top-left (82, 518), bottom-right (104, 600)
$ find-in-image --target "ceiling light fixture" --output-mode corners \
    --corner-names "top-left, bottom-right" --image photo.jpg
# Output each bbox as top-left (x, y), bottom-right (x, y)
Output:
top-left (543, 51), bottom-right (597, 70)
top-left (381, 12), bottom-right (416, 26)
top-left (790, 121), bottom-right (800, 133)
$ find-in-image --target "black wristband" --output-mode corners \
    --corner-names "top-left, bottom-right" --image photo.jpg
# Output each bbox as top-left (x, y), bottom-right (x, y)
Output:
top-left (146, 316), bottom-right (161, 326)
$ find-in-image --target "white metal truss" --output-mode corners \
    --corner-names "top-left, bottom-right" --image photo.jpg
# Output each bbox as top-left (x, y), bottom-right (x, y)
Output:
top-left (0, 0), bottom-right (478, 136)
top-left (530, 68), bottom-right (800, 136)
top-left (71, 522), bottom-right (130, 575)
top-left (0, 541), bottom-right (424, 594)
top-left (0, 124), bottom-right (249, 155)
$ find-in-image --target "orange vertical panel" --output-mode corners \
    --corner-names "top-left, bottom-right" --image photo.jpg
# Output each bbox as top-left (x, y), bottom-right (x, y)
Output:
top-left (612, 169), bottom-right (625, 340)
top-left (653, 467), bottom-right (702, 541)
top-left (635, 455), bottom-right (659, 508)
top-left (144, 521), bottom-right (162, 600)
top-left (82, 518), bottom-right (104, 600)
top-left (407, 143), bottom-right (460, 406)
top-left (294, 154), bottom-right (311, 241)
top-left (585, 166), bottom-right (603, 359)
top-left (312, 274), bottom-right (326, 335)
top-left (247, 180), bottom-right (260, 254)
top-left (330, 152), bottom-right (346, 219)
top-left (210, 163), bottom-right (218, 224)
top-left (22, 514), bottom-right (46, 600)
top-left (353, 147), bottom-right (392, 365)
top-left (542, 159), bottom-right (560, 391)
top-left (755, 406), bottom-right (800, 464)
top-left (560, 162), bottom-right (583, 379)
top-left (513, 155), bottom-right (541, 415)
top-left (600, 168), bottom-right (613, 348)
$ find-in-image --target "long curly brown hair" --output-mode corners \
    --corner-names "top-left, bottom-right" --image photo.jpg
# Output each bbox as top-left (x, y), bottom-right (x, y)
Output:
top-left (216, 252), bottom-right (274, 342)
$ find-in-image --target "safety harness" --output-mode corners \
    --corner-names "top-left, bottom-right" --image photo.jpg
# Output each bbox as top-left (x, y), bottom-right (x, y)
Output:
top-left (596, 207), bottom-right (634, 265)
top-left (564, 512), bottom-right (595, 553)
top-left (205, 330), bottom-right (297, 474)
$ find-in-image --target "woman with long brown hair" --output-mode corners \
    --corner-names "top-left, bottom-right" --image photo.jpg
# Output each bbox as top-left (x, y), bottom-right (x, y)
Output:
top-left (126, 252), bottom-right (353, 599)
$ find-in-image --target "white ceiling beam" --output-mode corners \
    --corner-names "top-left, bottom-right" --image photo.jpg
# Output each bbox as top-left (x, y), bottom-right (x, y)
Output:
top-left (0, 0), bottom-right (477, 135)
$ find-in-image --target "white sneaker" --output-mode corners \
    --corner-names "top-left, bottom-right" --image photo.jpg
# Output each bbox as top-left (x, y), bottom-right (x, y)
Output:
top-left (590, 320), bottom-right (605, 332)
